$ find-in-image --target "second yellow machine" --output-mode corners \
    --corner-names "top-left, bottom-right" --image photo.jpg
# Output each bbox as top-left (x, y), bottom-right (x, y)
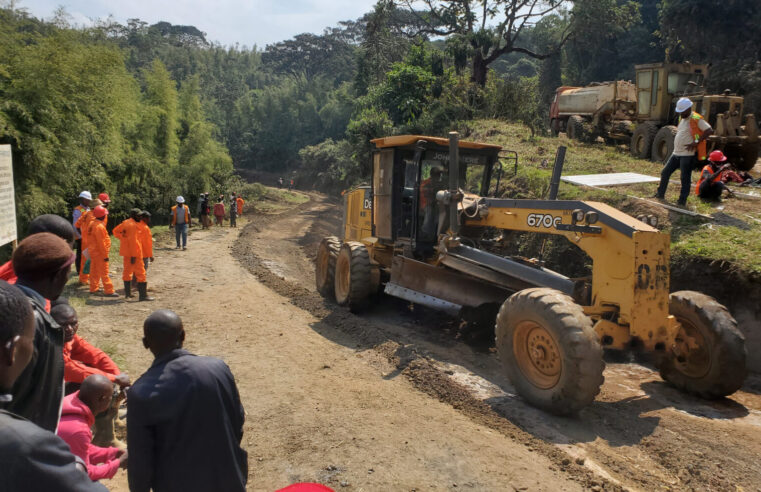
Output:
top-left (315, 133), bottom-right (746, 415)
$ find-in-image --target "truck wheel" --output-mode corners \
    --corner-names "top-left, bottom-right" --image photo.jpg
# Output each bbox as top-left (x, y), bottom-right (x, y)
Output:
top-left (567, 115), bottom-right (585, 141)
top-left (630, 122), bottom-right (658, 159)
top-left (738, 142), bottom-right (760, 172)
top-left (495, 288), bottom-right (605, 415)
top-left (659, 291), bottom-right (746, 398)
top-left (315, 236), bottom-right (341, 299)
top-left (334, 241), bottom-right (372, 312)
top-left (651, 125), bottom-right (677, 162)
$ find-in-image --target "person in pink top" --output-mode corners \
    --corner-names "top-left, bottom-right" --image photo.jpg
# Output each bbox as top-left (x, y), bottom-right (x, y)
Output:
top-left (57, 375), bottom-right (128, 481)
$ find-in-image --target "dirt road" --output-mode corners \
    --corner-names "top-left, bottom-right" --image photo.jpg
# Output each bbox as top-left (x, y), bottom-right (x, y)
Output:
top-left (72, 207), bottom-right (586, 491)
top-left (230, 192), bottom-right (761, 492)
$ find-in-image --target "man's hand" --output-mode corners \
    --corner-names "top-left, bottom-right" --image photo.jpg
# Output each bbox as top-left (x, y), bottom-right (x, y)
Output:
top-left (104, 258), bottom-right (109, 263)
top-left (130, 257), bottom-right (136, 265)
top-left (118, 450), bottom-right (129, 469)
top-left (686, 142), bottom-right (698, 151)
top-left (150, 257), bottom-right (155, 263)
top-left (114, 373), bottom-right (131, 388)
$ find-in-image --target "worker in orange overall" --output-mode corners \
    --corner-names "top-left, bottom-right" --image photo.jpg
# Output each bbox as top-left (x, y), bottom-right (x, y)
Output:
top-left (74, 198), bottom-right (102, 285)
top-left (113, 209), bottom-right (154, 301)
top-left (137, 211), bottom-right (154, 275)
top-left (88, 206), bottom-right (118, 297)
top-left (236, 194), bottom-right (244, 217)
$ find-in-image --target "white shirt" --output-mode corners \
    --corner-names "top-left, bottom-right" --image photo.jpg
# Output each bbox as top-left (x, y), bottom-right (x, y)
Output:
top-left (674, 115), bottom-right (711, 157)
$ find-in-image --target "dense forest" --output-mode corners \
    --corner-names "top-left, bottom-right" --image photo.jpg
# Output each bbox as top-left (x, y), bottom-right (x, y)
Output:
top-left (1, 0), bottom-right (760, 228)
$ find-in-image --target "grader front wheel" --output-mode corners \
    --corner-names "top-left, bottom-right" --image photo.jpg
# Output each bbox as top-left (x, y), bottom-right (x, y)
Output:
top-left (334, 242), bottom-right (372, 312)
top-left (315, 236), bottom-right (341, 299)
top-left (496, 288), bottom-right (605, 415)
top-left (659, 291), bottom-right (746, 398)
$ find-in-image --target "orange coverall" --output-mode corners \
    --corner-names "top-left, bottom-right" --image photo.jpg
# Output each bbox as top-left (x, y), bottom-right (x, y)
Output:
top-left (112, 218), bottom-right (146, 283)
top-left (236, 197), bottom-right (244, 215)
top-left (136, 221), bottom-right (153, 260)
top-left (88, 220), bottom-right (115, 294)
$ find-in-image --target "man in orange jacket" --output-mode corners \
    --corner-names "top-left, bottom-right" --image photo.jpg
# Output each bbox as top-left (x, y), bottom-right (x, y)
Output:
top-left (88, 206), bottom-right (117, 297)
top-left (113, 209), bottom-right (153, 301)
top-left (236, 194), bottom-right (244, 216)
top-left (74, 198), bottom-right (101, 285)
top-left (137, 211), bottom-right (154, 273)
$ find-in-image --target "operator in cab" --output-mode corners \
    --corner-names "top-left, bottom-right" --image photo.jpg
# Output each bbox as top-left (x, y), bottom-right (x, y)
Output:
top-left (419, 165), bottom-right (446, 241)
top-left (654, 97), bottom-right (714, 207)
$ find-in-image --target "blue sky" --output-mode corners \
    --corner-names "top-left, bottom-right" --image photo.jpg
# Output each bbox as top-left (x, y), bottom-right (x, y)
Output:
top-left (17, 0), bottom-right (381, 48)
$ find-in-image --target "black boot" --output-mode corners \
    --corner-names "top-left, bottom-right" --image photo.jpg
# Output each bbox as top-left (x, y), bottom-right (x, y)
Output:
top-left (123, 281), bottom-right (133, 298)
top-left (138, 282), bottom-right (155, 301)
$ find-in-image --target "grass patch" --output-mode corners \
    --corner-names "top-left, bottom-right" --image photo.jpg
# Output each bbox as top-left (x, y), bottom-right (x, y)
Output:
top-left (97, 342), bottom-right (127, 369)
top-left (464, 119), bottom-right (761, 275)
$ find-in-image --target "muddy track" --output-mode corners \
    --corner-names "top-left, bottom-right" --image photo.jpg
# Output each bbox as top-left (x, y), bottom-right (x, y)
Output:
top-left (233, 192), bottom-right (761, 492)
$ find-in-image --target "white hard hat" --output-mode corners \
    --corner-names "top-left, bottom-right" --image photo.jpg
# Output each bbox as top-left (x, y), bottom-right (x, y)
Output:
top-left (79, 191), bottom-right (92, 200)
top-left (176, 195), bottom-right (185, 203)
top-left (675, 97), bottom-right (693, 113)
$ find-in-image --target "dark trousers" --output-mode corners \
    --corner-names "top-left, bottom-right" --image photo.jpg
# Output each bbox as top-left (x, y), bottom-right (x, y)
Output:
top-left (74, 239), bottom-right (82, 273)
top-left (657, 155), bottom-right (696, 204)
top-left (230, 214), bottom-right (237, 227)
top-left (698, 180), bottom-right (725, 200)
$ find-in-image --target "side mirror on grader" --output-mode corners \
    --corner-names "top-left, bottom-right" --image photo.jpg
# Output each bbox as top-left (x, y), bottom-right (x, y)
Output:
top-left (315, 132), bottom-right (747, 415)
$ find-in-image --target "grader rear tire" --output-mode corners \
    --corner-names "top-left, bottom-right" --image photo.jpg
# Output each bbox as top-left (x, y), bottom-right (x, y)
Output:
top-left (334, 242), bottom-right (372, 312)
top-left (567, 115), bottom-right (585, 141)
top-left (495, 288), bottom-right (605, 415)
top-left (315, 236), bottom-right (341, 299)
top-left (630, 122), bottom-right (658, 159)
top-left (659, 291), bottom-right (746, 398)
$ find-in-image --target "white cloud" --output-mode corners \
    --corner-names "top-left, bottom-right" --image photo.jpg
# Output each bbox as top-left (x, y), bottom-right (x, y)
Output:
top-left (17, 0), bottom-right (379, 47)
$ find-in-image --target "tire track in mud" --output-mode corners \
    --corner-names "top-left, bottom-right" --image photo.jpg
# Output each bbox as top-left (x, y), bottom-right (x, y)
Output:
top-left (233, 192), bottom-right (761, 492)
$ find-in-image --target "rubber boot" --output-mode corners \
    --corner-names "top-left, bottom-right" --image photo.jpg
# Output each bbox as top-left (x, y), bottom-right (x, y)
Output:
top-left (138, 282), bottom-right (155, 301)
top-left (123, 281), bottom-right (133, 299)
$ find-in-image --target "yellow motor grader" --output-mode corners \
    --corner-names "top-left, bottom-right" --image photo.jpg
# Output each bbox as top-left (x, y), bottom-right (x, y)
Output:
top-left (315, 133), bottom-right (747, 415)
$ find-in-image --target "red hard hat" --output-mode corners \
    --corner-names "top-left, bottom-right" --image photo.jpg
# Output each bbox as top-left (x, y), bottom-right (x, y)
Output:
top-left (708, 150), bottom-right (727, 162)
top-left (98, 193), bottom-right (111, 203)
top-left (93, 205), bottom-right (109, 219)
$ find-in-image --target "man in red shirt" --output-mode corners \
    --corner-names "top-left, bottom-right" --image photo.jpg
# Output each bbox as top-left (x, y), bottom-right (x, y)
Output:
top-left (57, 375), bottom-right (127, 482)
top-left (0, 214), bottom-right (76, 284)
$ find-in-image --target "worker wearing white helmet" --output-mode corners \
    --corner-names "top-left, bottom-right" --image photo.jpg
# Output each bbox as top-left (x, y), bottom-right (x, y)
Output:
top-left (654, 97), bottom-right (714, 206)
top-left (72, 191), bottom-right (92, 276)
top-left (170, 196), bottom-right (192, 250)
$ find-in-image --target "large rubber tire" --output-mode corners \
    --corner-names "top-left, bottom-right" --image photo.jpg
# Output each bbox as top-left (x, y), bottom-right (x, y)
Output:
top-left (315, 236), bottom-right (340, 299)
top-left (566, 115), bottom-right (585, 141)
top-left (738, 142), bottom-right (760, 172)
top-left (659, 291), bottom-right (747, 398)
top-left (495, 288), bottom-right (605, 415)
top-left (630, 122), bottom-right (658, 159)
top-left (334, 242), bottom-right (372, 312)
top-left (651, 125), bottom-right (677, 163)
top-left (550, 118), bottom-right (560, 137)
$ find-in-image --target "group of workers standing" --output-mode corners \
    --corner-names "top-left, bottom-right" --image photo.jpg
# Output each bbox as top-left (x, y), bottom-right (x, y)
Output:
top-left (654, 96), bottom-right (756, 205)
top-left (71, 192), bottom-right (154, 302)
top-left (0, 211), bottom-right (250, 490)
top-left (195, 192), bottom-right (245, 231)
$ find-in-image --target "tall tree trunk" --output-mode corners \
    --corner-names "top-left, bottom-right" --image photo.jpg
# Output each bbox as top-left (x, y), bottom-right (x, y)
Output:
top-left (471, 52), bottom-right (488, 87)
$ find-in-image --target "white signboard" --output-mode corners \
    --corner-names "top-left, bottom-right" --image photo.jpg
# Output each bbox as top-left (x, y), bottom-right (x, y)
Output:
top-left (0, 145), bottom-right (17, 247)
top-left (561, 172), bottom-right (660, 187)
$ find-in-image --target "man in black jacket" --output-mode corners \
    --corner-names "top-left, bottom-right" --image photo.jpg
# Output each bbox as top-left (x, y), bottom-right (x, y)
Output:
top-left (127, 309), bottom-right (247, 492)
top-left (0, 280), bottom-right (107, 491)
top-left (7, 232), bottom-right (73, 432)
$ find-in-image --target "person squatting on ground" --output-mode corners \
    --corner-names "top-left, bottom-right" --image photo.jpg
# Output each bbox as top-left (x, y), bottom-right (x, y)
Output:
top-left (72, 191), bottom-right (92, 277)
top-left (0, 281), bottom-right (107, 491)
top-left (229, 193), bottom-right (238, 227)
top-left (127, 309), bottom-right (247, 492)
top-left (6, 233), bottom-right (74, 432)
top-left (57, 374), bottom-right (128, 482)
top-left (695, 150), bottom-right (736, 201)
top-left (75, 198), bottom-right (102, 285)
top-left (51, 303), bottom-right (129, 448)
top-left (87, 206), bottom-right (117, 297)
top-left (113, 208), bottom-right (154, 301)
top-left (654, 97), bottom-right (714, 206)
top-left (214, 195), bottom-right (226, 226)
top-left (170, 196), bottom-right (191, 250)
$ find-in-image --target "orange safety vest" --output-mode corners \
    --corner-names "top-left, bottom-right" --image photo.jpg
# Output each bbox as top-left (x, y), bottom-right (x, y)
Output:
top-left (686, 112), bottom-right (708, 161)
top-left (171, 205), bottom-right (190, 225)
top-left (695, 164), bottom-right (723, 195)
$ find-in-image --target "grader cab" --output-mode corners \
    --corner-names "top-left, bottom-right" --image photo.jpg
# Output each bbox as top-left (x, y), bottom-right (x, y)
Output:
top-left (315, 133), bottom-right (747, 415)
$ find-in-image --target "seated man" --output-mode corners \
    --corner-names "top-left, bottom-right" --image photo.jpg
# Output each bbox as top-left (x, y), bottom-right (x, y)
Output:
top-left (695, 150), bottom-right (735, 201)
top-left (57, 375), bottom-right (127, 481)
top-left (51, 303), bottom-right (130, 447)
